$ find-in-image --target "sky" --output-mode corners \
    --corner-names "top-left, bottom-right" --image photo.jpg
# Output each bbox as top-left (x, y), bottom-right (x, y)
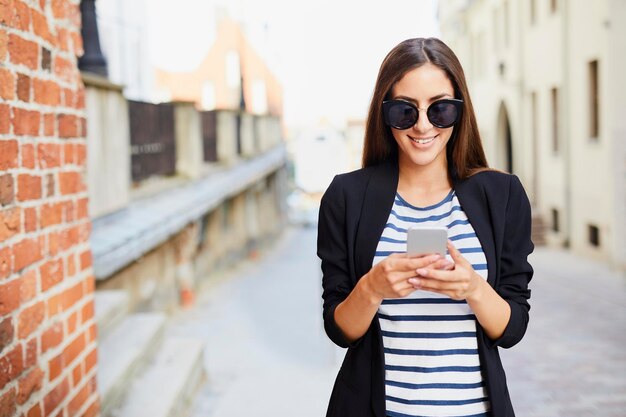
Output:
top-left (147, 0), bottom-right (441, 131)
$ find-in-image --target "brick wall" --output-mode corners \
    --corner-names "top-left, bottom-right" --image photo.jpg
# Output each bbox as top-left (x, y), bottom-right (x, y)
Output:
top-left (0, 1), bottom-right (98, 417)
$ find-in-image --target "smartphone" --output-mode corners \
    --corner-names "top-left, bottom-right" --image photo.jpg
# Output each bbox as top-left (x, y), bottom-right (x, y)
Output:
top-left (406, 226), bottom-right (448, 257)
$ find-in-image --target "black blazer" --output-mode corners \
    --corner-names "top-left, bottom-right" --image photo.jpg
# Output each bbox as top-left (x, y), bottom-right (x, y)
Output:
top-left (317, 159), bottom-right (534, 417)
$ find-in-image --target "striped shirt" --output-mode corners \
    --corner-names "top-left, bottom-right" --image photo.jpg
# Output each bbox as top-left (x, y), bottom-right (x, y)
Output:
top-left (374, 189), bottom-right (491, 417)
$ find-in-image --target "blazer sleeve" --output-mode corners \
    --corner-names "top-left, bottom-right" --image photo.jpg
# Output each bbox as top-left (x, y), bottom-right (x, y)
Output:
top-left (489, 174), bottom-right (535, 349)
top-left (317, 176), bottom-right (359, 349)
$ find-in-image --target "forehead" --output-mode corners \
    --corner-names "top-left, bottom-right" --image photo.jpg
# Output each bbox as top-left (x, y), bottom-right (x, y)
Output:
top-left (391, 63), bottom-right (454, 101)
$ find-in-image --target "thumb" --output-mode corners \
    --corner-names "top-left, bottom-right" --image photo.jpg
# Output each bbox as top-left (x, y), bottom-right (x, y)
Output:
top-left (447, 240), bottom-right (469, 266)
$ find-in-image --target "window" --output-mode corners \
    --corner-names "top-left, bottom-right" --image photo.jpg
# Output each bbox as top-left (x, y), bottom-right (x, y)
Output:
top-left (589, 60), bottom-right (599, 139)
top-left (588, 224), bottom-right (600, 247)
top-left (551, 87), bottom-right (559, 153)
top-left (551, 0), bottom-right (558, 13)
top-left (551, 208), bottom-right (559, 232)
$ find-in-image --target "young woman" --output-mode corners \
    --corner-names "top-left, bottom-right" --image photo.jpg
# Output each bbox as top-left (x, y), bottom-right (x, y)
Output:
top-left (317, 38), bottom-right (534, 417)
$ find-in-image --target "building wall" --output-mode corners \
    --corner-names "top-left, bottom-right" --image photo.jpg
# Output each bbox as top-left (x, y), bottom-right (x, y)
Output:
top-left (439, 0), bottom-right (626, 268)
top-left (0, 1), bottom-right (99, 416)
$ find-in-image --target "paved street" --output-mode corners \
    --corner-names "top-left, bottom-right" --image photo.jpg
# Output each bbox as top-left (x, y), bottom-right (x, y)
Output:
top-left (171, 226), bottom-right (626, 417)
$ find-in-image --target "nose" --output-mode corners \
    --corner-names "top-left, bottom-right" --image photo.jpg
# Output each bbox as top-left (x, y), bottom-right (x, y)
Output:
top-left (413, 108), bottom-right (433, 132)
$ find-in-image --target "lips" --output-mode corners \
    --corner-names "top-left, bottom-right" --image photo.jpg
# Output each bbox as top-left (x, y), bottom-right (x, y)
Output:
top-left (408, 135), bottom-right (437, 145)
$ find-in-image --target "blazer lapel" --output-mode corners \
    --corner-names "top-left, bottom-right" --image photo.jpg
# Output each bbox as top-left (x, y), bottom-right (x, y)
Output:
top-left (354, 160), bottom-right (399, 281)
top-left (454, 177), bottom-right (497, 286)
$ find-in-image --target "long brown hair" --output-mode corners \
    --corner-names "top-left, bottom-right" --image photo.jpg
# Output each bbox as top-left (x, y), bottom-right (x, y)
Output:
top-left (362, 38), bottom-right (488, 181)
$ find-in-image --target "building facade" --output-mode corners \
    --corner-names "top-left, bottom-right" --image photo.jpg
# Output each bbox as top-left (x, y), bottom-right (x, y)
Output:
top-left (439, 0), bottom-right (626, 269)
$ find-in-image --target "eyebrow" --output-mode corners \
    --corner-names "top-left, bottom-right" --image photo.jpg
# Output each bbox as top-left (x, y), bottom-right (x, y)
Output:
top-left (394, 93), bottom-right (453, 103)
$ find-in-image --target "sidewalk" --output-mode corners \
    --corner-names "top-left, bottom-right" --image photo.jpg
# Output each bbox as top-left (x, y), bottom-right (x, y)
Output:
top-left (169, 226), bottom-right (626, 417)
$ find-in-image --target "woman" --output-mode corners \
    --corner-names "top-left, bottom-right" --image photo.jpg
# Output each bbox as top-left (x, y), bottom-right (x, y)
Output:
top-left (317, 38), bottom-right (534, 417)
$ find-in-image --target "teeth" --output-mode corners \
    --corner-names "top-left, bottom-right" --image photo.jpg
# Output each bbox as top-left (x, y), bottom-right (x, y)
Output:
top-left (410, 136), bottom-right (435, 144)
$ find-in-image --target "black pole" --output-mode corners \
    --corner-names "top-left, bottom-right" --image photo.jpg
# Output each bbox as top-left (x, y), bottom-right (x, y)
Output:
top-left (78, 0), bottom-right (108, 76)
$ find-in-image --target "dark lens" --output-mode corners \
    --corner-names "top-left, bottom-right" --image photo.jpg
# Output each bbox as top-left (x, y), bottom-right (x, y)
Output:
top-left (427, 101), bottom-right (460, 128)
top-left (388, 102), bottom-right (417, 129)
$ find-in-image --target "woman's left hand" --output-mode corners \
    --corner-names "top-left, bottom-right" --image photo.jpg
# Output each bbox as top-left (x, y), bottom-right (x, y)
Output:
top-left (408, 240), bottom-right (485, 301)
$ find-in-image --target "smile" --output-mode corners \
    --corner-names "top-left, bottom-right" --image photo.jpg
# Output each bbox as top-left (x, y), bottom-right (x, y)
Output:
top-left (409, 135), bottom-right (437, 144)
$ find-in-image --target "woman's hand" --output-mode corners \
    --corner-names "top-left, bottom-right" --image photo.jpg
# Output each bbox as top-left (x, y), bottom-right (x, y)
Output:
top-left (408, 240), bottom-right (485, 301)
top-left (362, 253), bottom-right (444, 303)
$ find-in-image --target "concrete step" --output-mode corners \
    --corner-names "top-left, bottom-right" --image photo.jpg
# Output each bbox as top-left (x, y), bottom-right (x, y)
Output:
top-left (111, 338), bottom-right (205, 417)
top-left (94, 290), bottom-right (130, 340)
top-left (98, 312), bottom-right (167, 416)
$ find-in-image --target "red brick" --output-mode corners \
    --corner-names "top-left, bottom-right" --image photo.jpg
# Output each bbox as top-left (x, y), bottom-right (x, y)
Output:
top-left (17, 367), bottom-right (43, 405)
top-left (13, 0), bottom-right (31, 32)
top-left (0, 278), bottom-right (20, 315)
top-left (31, 9), bottom-right (54, 44)
top-left (24, 335), bottom-right (37, 368)
top-left (0, 207), bottom-right (20, 242)
top-left (41, 322), bottom-right (63, 354)
top-left (0, 174), bottom-right (14, 206)
top-left (76, 143), bottom-right (86, 166)
top-left (43, 377), bottom-right (69, 416)
top-left (80, 300), bottom-right (94, 325)
top-left (77, 198), bottom-right (89, 220)
top-left (47, 282), bottom-right (82, 316)
top-left (40, 258), bottom-right (63, 291)
top-left (0, 140), bottom-right (18, 170)
top-left (63, 142), bottom-right (74, 164)
top-left (79, 250), bottom-right (92, 271)
top-left (37, 142), bottom-right (61, 168)
top-left (55, 27), bottom-right (69, 52)
top-left (34, 78), bottom-right (60, 106)
top-left (0, 246), bottom-right (10, 279)
top-left (0, 105), bottom-right (10, 134)
top-left (0, 344), bottom-right (24, 390)
top-left (44, 113), bottom-right (55, 136)
top-left (0, 387), bottom-right (16, 417)
top-left (57, 114), bottom-right (77, 138)
top-left (27, 402), bottom-right (42, 417)
top-left (0, 317), bottom-right (14, 353)
top-left (59, 171), bottom-right (83, 195)
top-left (81, 398), bottom-right (99, 417)
top-left (62, 332), bottom-right (85, 367)
top-left (40, 203), bottom-right (62, 228)
top-left (71, 29), bottom-right (83, 57)
top-left (8, 34), bottom-right (39, 70)
top-left (21, 143), bottom-right (35, 168)
top-left (19, 268), bottom-right (37, 303)
top-left (0, 29), bottom-right (8, 61)
top-left (67, 311), bottom-right (77, 334)
top-left (67, 381), bottom-right (89, 415)
top-left (12, 108), bottom-right (41, 136)
top-left (12, 237), bottom-right (42, 272)
top-left (44, 173), bottom-right (55, 197)
top-left (71, 362), bottom-right (82, 387)
top-left (0, 68), bottom-right (15, 100)
top-left (24, 207), bottom-right (37, 232)
top-left (47, 352), bottom-right (62, 381)
top-left (62, 254), bottom-right (73, 280)
top-left (51, 0), bottom-right (67, 19)
top-left (83, 347), bottom-right (96, 375)
top-left (0, 0), bottom-right (15, 26)
top-left (18, 301), bottom-right (44, 338)
top-left (46, 231), bottom-right (60, 257)
top-left (17, 174), bottom-right (42, 201)
top-left (16, 73), bottom-right (31, 102)
top-left (86, 322), bottom-right (96, 343)
top-left (53, 56), bottom-right (74, 83)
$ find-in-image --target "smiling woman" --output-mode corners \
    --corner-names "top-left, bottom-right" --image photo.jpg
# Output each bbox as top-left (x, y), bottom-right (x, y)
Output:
top-left (317, 38), bottom-right (534, 417)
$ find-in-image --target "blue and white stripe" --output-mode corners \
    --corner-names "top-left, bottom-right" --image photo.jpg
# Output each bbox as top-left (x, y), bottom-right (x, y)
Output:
top-left (375, 190), bottom-right (491, 417)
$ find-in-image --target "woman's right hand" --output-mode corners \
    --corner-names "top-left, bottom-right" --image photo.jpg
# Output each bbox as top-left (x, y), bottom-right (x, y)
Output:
top-left (361, 253), bottom-right (445, 303)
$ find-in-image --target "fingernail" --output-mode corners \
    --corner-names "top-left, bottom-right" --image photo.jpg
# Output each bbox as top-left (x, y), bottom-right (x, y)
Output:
top-left (416, 268), bottom-right (427, 276)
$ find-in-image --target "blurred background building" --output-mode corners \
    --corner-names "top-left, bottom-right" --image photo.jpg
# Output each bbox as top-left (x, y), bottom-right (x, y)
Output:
top-left (439, 0), bottom-right (626, 270)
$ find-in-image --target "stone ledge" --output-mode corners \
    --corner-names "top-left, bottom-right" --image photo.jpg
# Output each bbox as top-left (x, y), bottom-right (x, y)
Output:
top-left (91, 145), bottom-right (287, 280)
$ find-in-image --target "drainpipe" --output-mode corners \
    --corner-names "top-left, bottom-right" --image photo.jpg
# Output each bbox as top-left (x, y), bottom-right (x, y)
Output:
top-left (562, 0), bottom-right (571, 248)
top-left (78, 0), bottom-right (108, 76)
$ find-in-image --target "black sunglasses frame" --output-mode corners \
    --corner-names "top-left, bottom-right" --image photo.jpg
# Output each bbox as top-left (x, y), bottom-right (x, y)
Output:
top-left (382, 98), bottom-right (464, 130)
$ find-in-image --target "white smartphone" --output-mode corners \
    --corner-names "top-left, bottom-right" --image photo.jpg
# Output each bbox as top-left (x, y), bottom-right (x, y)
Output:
top-left (406, 226), bottom-right (448, 257)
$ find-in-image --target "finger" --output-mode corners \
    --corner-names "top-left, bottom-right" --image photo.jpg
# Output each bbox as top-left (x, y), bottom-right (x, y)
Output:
top-left (447, 240), bottom-right (470, 267)
top-left (415, 266), bottom-right (457, 282)
top-left (431, 259), bottom-right (455, 271)
top-left (416, 277), bottom-right (462, 292)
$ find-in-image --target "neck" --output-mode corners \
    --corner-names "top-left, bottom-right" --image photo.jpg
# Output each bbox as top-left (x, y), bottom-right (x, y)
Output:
top-left (397, 154), bottom-right (451, 193)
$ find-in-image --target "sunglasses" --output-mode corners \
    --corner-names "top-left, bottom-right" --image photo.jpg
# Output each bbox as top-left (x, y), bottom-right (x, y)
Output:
top-left (382, 98), bottom-right (464, 130)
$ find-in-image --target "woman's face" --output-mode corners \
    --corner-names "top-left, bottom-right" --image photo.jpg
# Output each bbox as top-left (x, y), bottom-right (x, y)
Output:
top-left (389, 63), bottom-right (456, 171)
